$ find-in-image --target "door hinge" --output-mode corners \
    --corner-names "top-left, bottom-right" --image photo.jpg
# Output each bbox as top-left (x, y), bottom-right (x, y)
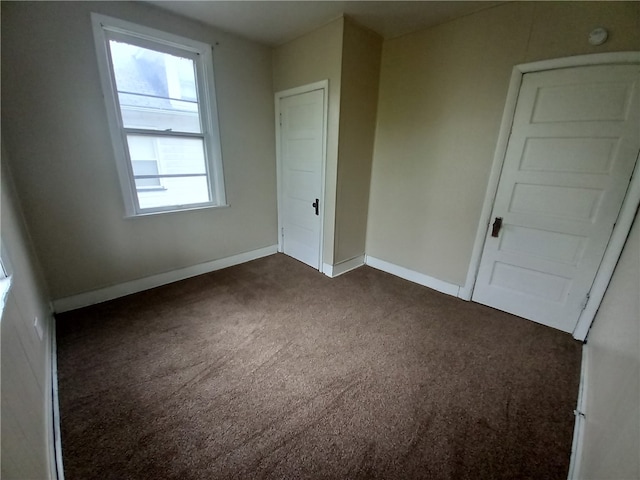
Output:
top-left (581, 292), bottom-right (591, 311)
top-left (279, 112), bottom-right (282, 126)
top-left (281, 227), bottom-right (284, 241)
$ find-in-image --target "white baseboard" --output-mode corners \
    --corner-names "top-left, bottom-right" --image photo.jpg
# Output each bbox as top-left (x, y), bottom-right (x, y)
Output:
top-left (50, 316), bottom-right (64, 480)
top-left (52, 245), bottom-right (278, 313)
top-left (323, 255), bottom-right (365, 278)
top-left (567, 345), bottom-right (588, 480)
top-left (457, 284), bottom-right (473, 301)
top-left (364, 255), bottom-right (461, 297)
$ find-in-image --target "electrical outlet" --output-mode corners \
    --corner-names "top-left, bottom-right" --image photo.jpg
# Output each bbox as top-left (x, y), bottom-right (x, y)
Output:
top-left (33, 316), bottom-right (44, 341)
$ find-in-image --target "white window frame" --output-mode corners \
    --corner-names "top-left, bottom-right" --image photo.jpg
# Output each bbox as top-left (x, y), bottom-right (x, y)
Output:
top-left (91, 13), bottom-right (226, 217)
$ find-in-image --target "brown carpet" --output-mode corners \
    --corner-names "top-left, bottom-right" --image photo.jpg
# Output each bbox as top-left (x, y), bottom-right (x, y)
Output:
top-left (56, 253), bottom-right (582, 480)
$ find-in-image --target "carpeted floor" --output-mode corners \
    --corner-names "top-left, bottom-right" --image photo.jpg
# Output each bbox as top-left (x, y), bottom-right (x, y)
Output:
top-left (56, 253), bottom-right (582, 480)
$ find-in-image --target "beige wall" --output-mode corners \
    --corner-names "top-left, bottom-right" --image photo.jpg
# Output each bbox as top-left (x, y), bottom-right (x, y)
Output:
top-left (579, 211), bottom-right (639, 479)
top-left (367, 1), bottom-right (640, 286)
top-left (1, 145), bottom-right (55, 479)
top-left (334, 20), bottom-right (382, 264)
top-left (273, 18), bottom-right (344, 265)
top-left (1, 1), bottom-right (277, 300)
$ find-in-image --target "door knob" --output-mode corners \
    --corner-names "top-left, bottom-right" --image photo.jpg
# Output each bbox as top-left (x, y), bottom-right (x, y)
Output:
top-left (491, 217), bottom-right (503, 237)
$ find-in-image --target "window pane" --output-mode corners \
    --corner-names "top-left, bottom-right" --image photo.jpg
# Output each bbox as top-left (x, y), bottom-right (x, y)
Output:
top-left (126, 135), bottom-right (207, 176)
top-left (131, 160), bottom-right (160, 187)
top-left (128, 134), bottom-right (157, 160)
top-left (136, 176), bottom-right (210, 210)
top-left (126, 134), bottom-right (210, 210)
top-left (109, 40), bottom-right (201, 133)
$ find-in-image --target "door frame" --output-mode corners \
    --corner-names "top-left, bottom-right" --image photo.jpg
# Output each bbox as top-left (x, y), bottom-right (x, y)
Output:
top-left (274, 80), bottom-right (329, 271)
top-left (462, 52), bottom-right (640, 341)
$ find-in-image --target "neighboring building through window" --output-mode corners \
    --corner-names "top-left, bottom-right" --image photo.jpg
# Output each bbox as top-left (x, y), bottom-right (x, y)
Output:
top-left (91, 14), bottom-right (226, 216)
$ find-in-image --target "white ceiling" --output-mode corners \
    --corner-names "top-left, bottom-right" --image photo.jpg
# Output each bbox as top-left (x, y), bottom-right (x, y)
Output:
top-left (147, 1), bottom-right (502, 46)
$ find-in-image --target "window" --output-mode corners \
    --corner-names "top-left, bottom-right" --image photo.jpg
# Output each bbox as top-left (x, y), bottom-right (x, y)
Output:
top-left (0, 243), bottom-right (11, 315)
top-left (91, 14), bottom-right (226, 216)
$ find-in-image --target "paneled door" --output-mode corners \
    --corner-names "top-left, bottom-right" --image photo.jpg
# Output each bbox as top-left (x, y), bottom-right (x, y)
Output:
top-left (278, 88), bottom-right (325, 269)
top-left (473, 64), bottom-right (640, 333)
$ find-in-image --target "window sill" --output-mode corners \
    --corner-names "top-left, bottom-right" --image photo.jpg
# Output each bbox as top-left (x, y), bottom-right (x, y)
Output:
top-left (123, 203), bottom-right (230, 219)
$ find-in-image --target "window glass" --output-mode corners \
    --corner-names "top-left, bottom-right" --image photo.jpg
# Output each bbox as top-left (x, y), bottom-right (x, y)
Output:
top-left (109, 41), bottom-right (201, 134)
top-left (137, 177), bottom-right (210, 210)
top-left (125, 135), bottom-right (207, 175)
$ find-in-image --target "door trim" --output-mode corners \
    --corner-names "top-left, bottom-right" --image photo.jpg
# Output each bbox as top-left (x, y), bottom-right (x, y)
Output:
top-left (275, 80), bottom-right (329, 271)
top-left (462, 52), bottom-right (640, 341)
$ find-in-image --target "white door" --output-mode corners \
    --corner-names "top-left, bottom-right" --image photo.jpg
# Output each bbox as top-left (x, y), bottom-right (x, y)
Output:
top-left (473, 64), bottom-right (640, 333)
top-left (278, 88), bottom-right (325, 269)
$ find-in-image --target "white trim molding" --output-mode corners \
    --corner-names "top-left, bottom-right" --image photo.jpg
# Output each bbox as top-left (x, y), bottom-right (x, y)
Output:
top-left (462, 51), bottom-right (640, 340)
top-left (323, 255), bottom-right (365, 278)
top-left (365, 256), bottom-right (461, 297)
top-left (275, 80), bottom-right (329, 271)
top-left (52, 245), bottom-right (278, 313)
top-left (567, 345), bottom-right (589, 480)
top-left (573, 157), bottom-right (640, 340)
top-left (50, 316), bottom-right (65, 480)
